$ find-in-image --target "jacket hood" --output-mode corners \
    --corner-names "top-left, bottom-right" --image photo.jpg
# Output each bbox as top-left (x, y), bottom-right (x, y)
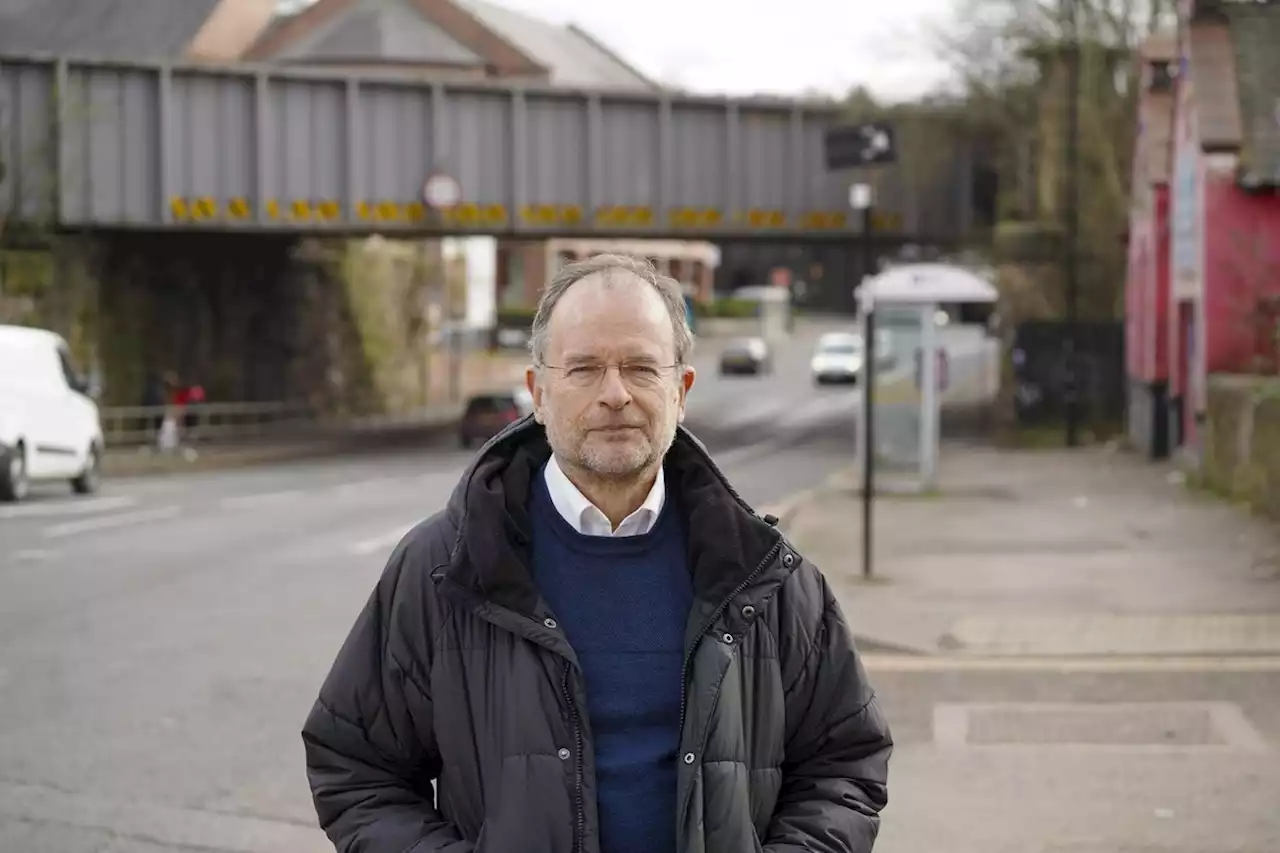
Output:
top-left (440, 416), bottom-right (784, 617)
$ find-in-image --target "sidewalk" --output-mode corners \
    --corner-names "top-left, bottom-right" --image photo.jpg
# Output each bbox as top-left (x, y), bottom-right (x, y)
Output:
top-left (785, 445), bottom-right (1280, 657)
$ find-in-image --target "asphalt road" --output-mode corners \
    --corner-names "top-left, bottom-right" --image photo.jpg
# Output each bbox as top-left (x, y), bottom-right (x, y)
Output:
top-left (0, 328), bottom-right (865, 853)
top-left (3, 323), bottom-right (1276, 853)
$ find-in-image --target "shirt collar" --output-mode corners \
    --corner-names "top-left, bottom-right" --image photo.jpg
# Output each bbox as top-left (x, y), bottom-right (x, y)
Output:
top-left (543, 454), bottom-right (666, 536)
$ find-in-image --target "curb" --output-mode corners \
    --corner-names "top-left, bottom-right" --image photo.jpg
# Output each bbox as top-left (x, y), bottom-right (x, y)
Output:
top-left (759, 486), bottom-right (820, 533)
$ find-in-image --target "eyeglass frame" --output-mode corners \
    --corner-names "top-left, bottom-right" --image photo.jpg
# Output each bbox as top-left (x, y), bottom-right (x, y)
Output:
top-left (535, 359), bottom-right (687, 390)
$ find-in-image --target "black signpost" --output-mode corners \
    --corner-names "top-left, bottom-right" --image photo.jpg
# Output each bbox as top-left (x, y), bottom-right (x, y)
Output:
top-left (823, 121), bottom-right (897, 581)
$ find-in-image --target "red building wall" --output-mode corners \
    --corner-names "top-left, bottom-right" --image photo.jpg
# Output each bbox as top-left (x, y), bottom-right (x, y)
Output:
top-left (1202, 179), bottom-right (1280, 374)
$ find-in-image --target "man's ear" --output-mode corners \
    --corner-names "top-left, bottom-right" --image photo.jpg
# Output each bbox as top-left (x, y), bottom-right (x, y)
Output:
top-left (676, 365), bottom-right (696, 423)
top-left (526, 366), bottom-right (545, 423)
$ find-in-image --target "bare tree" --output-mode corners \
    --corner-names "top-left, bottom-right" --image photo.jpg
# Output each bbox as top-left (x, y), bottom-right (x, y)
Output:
top-left (929, 0), bottom-right (1175, 316)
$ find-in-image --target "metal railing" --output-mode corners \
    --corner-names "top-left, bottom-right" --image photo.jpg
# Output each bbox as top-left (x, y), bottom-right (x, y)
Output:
top-left (100, 401), bottom-right (320, 447)
top-left (99, 399), bottom-right (473, 448)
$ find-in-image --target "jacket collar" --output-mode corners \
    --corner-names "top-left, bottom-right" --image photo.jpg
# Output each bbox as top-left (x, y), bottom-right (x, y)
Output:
top-left (440, 416), bottom-right (783, 619)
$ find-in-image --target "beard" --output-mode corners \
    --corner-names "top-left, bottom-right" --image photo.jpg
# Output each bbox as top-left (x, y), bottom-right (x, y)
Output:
top-left (546, 409), bottom-right (678, 480)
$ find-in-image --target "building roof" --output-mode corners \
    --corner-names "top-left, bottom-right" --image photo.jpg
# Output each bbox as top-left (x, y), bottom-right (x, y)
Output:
top-left (0, 0), bottom-right (221, 58)
top-left (1188, 21), bottom-right (1243, 151)
top-left (451, 0), bottom-right (655, 90)
top-left (273, 0), bottom-right (483, 65)
top-left (1222, 1), bottom-right (1280, 186)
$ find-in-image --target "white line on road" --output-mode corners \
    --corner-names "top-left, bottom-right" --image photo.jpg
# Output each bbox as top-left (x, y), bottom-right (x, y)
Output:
top-left (0, 495), bottom-right (136, 520)
top-left (712, 440), bottom-right (781, 468)
top-left (329, 476), bottom-right (407, 497)
top-left (219, 489), bottom-right (305, 510)
top-left (42, 507), bottom-right (181, 539)
top-left (348, 523), bottom-right (419, 556)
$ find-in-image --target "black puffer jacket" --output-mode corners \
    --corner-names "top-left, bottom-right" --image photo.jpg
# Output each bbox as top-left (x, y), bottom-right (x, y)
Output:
top-left (302, 419), bottom-right (892, 853)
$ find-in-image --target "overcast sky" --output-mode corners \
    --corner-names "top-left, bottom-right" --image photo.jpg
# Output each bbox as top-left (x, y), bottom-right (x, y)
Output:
top-left (491, 0), bottom-right (957, 101)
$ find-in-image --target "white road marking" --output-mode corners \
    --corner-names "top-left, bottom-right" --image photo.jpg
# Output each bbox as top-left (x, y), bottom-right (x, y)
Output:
top-left (329, 476), bottom-right (407, 497)
top-left (712, 440), bottom-right (780, 468)
top-left (8, 549), bottom-right (60, 562)
top-left (42, 507), bottom-right (181, 539)
top-left (348, 523), bottom-right (419, 556)
top-left (0, 495), bottom-right (136, 520)
top-left (219, 489), bottom-right (304, 510)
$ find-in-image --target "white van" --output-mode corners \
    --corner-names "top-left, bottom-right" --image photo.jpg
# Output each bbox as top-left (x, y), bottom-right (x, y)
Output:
top-left (0, 324), bottom-right (104, 502)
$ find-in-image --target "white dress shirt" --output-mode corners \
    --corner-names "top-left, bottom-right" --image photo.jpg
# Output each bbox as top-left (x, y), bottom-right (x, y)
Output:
top-left (543, 454), bottom-right (666, 537)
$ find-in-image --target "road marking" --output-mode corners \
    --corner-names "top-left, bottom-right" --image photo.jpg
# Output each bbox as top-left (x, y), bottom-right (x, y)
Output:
top-left (713, 440), bottom-right (780, 468)
top-left (348, 523), bottom-right (419, 556)
top-left (219, 489), bottom-right (305, 510)
top-left (42, 507), bottom-right (181, 539)
top-left (329, 476), bottom-right (406, 497)
top-left (0, 495), bottom-right (136, 520)
top-left (8, 549), bottom-right (59, 562)
top-left (860, 654), bottom-right (1280, 673)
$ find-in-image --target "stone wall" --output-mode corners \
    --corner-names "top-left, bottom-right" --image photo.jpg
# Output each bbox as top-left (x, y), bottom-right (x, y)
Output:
top-left (1202, 374), bottom-right (1280, 521)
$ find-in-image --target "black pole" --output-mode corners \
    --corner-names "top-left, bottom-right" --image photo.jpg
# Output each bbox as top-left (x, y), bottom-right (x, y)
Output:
top-left (1063, 0), bottom-right (1081, 447)
top-left (861, 203), bottom-right (875, 581)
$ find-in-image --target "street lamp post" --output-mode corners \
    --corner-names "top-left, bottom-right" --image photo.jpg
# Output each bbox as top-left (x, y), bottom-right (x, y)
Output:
top-left (851, 182), bottom-right (875, 581)
top-left (823, 121), bottom-right (896, 582)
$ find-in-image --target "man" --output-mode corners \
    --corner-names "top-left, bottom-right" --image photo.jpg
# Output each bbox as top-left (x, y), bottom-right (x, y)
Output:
top-left (302, 254), bottom-right (892, 853)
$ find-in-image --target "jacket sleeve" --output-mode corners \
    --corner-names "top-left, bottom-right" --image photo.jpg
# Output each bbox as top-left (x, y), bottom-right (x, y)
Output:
top-left (301, 540), bottom-right (473, 853)
top-left (763, 572), bottom-right (893, 853)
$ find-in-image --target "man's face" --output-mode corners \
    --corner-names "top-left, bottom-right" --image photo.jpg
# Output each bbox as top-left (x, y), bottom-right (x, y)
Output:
top-left (527, 273), bottom-right (696, 480)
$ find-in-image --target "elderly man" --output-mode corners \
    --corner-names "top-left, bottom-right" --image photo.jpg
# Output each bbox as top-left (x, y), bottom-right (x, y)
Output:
top-left (302, 254), bottom-right (892, 853)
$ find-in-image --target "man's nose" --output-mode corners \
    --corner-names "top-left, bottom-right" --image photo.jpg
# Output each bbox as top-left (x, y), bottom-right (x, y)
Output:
top-left (597, 366), bottom-right (633, 408)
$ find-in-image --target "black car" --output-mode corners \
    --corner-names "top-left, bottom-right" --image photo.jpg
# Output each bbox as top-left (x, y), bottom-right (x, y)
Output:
top-left (459, 389), bottom-right (534, 447)
top-left (718, 337), bottom-right (773, 376)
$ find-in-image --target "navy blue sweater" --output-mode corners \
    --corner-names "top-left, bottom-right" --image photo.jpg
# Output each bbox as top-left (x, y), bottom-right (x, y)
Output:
top-left (528, 470), bottom-right (693, 853)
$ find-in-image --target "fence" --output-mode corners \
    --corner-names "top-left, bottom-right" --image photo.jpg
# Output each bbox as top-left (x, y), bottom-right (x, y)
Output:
top-left (99, 401), bottom-right (320, 447)
top-left (1011, 321), bottom-right (1126, 429)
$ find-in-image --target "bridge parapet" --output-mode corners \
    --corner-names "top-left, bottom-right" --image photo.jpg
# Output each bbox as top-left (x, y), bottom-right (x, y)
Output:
top-left (0, 54), bottom-right (970, 241)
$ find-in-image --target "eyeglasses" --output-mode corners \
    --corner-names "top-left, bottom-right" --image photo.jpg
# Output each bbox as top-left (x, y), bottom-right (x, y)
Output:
top-left (539, 361), bottom-right (683, 390)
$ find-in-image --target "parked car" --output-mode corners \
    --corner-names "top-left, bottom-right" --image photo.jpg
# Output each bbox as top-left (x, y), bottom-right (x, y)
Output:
top-left (811, 332), bottom-right (864, 385)
top-left (0, 324), bottom-right (104, 502)
top-left (459, 388), bottom-right (534, 447)
top-left (719, 337), bottom-right (773, 376)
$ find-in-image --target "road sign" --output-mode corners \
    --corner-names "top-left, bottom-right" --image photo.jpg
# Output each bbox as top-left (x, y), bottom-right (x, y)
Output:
top-left (422, 172), bottom-right (461, 208)
top-left (824, 122), bottom-right (897, 170)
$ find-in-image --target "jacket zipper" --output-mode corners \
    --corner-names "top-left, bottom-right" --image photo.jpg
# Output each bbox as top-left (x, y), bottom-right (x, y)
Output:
top-left (676, 538), bottom-right (783, 755)
top-left (562, 661), bottom-right (585, 853)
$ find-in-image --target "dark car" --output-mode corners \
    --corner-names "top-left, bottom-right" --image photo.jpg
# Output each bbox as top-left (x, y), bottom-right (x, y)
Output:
top-left (718, 337), bottom-right (773, 376)
top-left (459, 389), bottom-right (534, 447)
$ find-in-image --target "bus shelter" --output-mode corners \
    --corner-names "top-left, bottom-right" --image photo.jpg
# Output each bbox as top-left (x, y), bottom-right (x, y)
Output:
top-left (858, 263), bottom-right (999, 493)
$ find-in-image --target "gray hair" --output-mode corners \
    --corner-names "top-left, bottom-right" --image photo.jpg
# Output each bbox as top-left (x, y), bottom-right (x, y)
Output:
top-left (528, 253), bottom-right (696, 365)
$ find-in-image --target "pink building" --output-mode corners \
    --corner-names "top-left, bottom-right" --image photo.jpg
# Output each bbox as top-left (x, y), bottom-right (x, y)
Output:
top-left (1127, 0), bottom-right (1280, 460)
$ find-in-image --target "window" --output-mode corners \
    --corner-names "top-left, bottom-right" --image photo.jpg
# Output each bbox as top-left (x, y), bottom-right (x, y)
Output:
top-left (57, 345), bottom-right (82, 392)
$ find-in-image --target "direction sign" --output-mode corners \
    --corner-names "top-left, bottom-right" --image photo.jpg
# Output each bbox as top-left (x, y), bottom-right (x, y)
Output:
top-left (422, 172), bottom-right (461, 208)
top-left (824, 122), bottom-right (897, 170)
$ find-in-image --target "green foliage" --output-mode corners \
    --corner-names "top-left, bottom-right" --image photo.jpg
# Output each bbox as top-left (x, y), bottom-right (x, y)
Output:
top-left (696, 298), bottom-right (758, 319)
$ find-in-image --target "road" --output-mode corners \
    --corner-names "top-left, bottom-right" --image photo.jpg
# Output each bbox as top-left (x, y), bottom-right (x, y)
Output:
top-left (0, 326), bottom-right (864, 853)
top-left (3, 322), bottom-right (1276, 853)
